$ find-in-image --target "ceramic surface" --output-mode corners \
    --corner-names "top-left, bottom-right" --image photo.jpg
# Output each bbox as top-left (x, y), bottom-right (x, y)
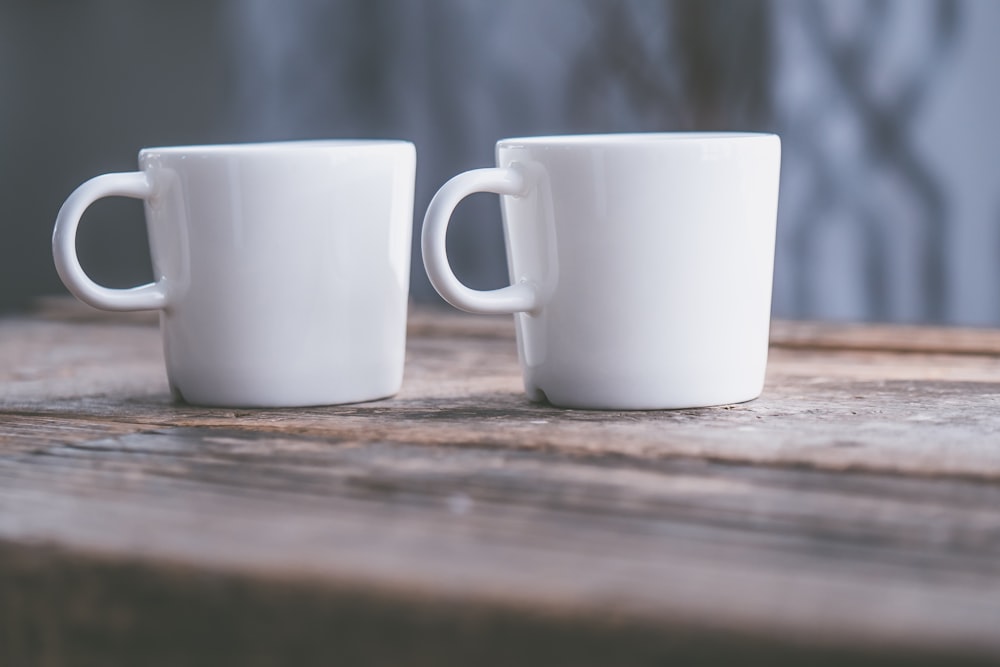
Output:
top-left (422, 132), bottom-right (781, 410)
top-left (54, 140), bottom-right (416, 407)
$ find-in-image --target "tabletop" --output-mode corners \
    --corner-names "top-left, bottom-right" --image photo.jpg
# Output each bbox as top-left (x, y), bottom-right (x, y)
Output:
top-left (2, 299), bottom-right (1000, 666)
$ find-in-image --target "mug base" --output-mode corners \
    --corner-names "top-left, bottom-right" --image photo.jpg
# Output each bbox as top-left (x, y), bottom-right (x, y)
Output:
top-left (525, 383), bottom-right (764, 411)
top-left (168, 380), bottom-right (401, 409)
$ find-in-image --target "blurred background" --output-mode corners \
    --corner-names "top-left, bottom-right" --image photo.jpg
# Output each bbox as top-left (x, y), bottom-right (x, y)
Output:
top-left (2, 0), bottom-right (998, 324)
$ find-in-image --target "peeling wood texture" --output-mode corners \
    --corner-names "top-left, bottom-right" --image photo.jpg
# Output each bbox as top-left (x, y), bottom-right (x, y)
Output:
top-left (2, 299), bottom-right (1000, 666)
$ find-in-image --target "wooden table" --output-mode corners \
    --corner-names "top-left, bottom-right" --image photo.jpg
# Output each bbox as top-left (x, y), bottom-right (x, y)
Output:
top-left (2, 299), bottom-right (1000, 666)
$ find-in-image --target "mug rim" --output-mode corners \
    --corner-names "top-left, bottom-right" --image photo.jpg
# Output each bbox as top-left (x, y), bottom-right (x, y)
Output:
top-left (139, 139), bottom-right (414, 156)
top-left (497, 132), bottom-right (777, 148)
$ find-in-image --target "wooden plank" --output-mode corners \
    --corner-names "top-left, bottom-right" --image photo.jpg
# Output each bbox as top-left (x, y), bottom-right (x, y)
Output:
top-left (2, 425), bottom-right (1000, 665)
top-left (770, 319), bottom-right (1000, 356)
top-left (8, 547), bottom-right (988, 667)
top-left (4, 312), bottom-right (1000, 480)
top-left (3, 301), bottom-right (1000, 663)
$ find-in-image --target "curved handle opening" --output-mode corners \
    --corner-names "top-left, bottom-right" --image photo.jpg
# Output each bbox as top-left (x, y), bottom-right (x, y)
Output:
top-left (52, 171), bottom-right (168, 312)
top-left (421, 165), bottom-right (540, 315)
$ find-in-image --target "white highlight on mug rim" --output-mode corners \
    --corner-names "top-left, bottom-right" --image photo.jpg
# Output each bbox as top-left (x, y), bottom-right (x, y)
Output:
top-left (139, 139), bottom-right (413, 156)
top-left (497, 131), bottom-right (776, 149)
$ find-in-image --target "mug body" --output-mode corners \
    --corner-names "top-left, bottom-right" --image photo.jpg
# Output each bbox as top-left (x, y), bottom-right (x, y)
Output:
top-left (139, 140), bottom-right (415, 407)
top-left (496, 133), bottom-right (780, 410)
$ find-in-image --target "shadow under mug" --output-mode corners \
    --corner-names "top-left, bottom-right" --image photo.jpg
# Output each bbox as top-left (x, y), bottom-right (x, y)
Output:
top-left (422, 132), bottom-right (781, 410)
top-left (53, 140), bottom-right (416, 408)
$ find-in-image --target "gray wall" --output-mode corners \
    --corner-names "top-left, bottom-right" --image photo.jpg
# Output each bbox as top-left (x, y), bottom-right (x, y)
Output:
top-left (3, 0), bottom-right (998, 324)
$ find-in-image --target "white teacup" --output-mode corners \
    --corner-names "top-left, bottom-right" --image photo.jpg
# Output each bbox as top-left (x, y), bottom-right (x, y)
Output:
top-left (54, 140), bottom-right (416, 407)
top-left (422, 132), bottom-right (781, 410)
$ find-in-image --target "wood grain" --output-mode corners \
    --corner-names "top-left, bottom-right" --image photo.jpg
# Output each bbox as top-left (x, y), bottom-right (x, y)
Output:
top-left (2, 300), bottom-right (1000, 665)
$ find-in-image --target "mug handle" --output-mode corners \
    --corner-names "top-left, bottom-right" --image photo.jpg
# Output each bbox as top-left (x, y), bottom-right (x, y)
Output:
top-left (52, 172), bottom-right (168, 311)
top-left (421, 165), bottom-right (540, 314)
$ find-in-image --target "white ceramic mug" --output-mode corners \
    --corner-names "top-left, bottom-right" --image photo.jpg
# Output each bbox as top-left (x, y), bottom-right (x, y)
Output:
top-left (422, 132), bottom-right (781, 410)
top-left (54, 140), bottom-right (416, 407)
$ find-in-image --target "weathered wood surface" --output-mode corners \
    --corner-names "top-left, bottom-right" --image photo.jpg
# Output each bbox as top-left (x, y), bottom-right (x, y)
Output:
top-left (2, 299), bottom-right (1000, 665)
